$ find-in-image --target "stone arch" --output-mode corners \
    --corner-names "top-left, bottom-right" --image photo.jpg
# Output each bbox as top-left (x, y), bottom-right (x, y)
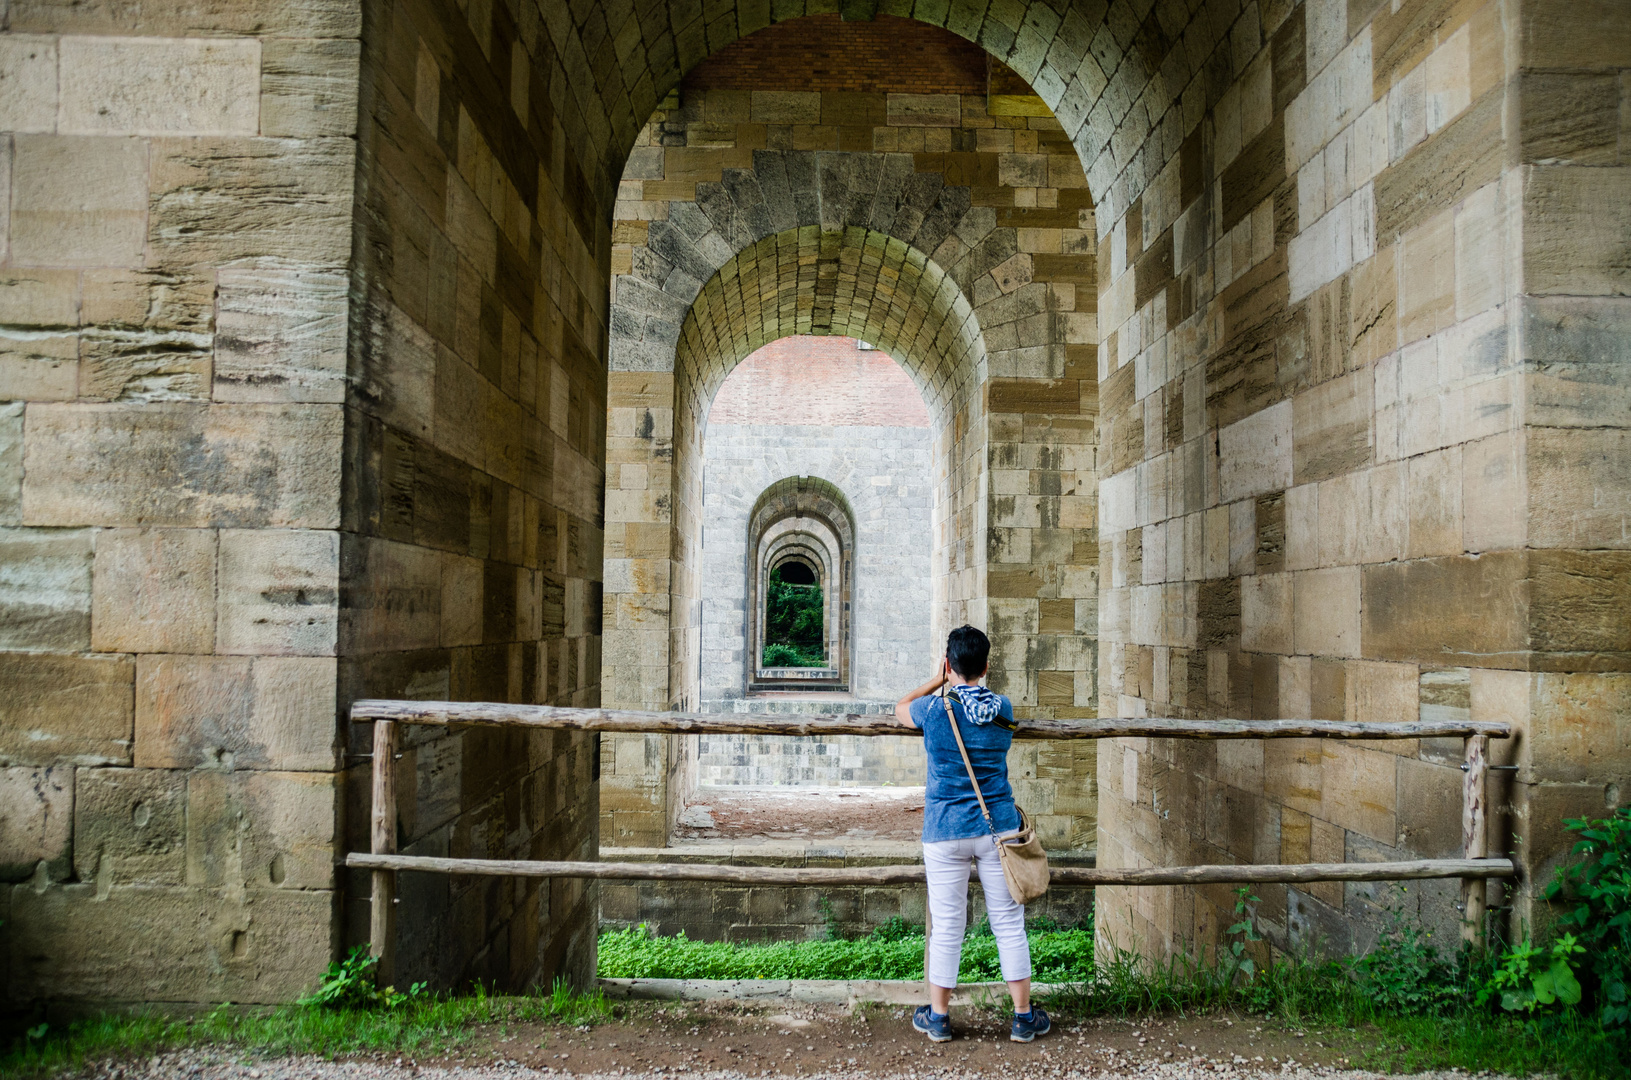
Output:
top-left (665, 227), bottom-right (988, 712)
top-left (603, 59), bottom-right (1104, 851)
top-left (558, 5), bottom-right (1173, 219)
top-left (747, 475), bottom-right (856, 689)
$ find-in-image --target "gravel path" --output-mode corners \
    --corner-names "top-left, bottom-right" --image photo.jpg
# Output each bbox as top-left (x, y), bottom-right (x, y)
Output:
top-left (72, 1050), bottom-right (1513, 1080)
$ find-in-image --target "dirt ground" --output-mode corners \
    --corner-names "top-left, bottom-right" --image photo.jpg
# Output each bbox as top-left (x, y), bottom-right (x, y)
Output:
top-left (64, 1000), bottom-right (1506, 1080)
top-left (353, 1000), bottom-right (1367, 1075)
top-left (673, 788), bottom-right (926, 844)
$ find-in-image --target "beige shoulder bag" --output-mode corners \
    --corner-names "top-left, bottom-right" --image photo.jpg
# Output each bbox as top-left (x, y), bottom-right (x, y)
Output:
top-left (940, 690), bottom-right (1050, 904)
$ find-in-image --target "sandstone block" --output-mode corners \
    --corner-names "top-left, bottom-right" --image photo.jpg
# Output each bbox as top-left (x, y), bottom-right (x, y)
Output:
top-left (23, 403), bottom-right (343, 528)
top-left (749, 91), bottom-right (820, 125)
top-left (260, 38), bottom-right (360, 138)
top-left (73, 766), bottom-right (187, 884)
top-left (1240, 572), bottom-right (1292, 653)
top-left (91, 528), bottom-right (217, 654)
top-left (1318, 741), bottom-right (1395, 844)
top-left (186, 770), bottom-right (336, 890)
top-left (1361, 551), bottom-right (1526, 667)
top-left (0, 527), bottom-right (94, 651)
top-left (0, 35), bottom-right (58, 133)
top-left (1461, 431), bottom-right (1525, 552)
top-left (135, 654), bottom-right (335, 771)
top-left (886, 94), bottom-right (960, 126)
top-left (7, 882), bottom-right (332, 1005)
top-left (0, 652), bottom-right (133, 767)
top-left (1528, 673), bottom-right (1631, 784)
top-left (1218, 401), bottom-right (1292, 502)
top-left (214, 268), bottom-right (348, 403)
top-left (1405, 445), bottom-right (1463, 558)
top-left (1523, 165), bottom-right (1631, 297)
top-left (59, 37), bottom-right (260, 136)
top-left (1292, 566), bottom-right (1359, 657)
top-left (0, 765), bottom-right (72, 882)
top-left (1292, 369), bottom-right (1372, 484)
top-left (9, 135), bottom-right (148, 267)
top-left (149, 137), bottom-right (354, 266)
top-left (339, 535), bottom-right (440, 654)
top-left (217, 528), bottom-right (339, 656)
top-left (1527, 427), bottom-right (1631, 550)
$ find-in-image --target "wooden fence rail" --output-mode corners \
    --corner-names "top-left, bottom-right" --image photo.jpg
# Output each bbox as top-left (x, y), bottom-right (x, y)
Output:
top-left (348, 851), bottom-right (1515, 888)
top-left (350, 699), bottom-right (1513, 741)
top-left (353, 702), bottom-right (1512, 985)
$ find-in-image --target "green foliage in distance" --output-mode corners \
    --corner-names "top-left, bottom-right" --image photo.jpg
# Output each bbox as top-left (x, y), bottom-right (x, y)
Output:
top-left (761, 565), bottom-right (824, 667)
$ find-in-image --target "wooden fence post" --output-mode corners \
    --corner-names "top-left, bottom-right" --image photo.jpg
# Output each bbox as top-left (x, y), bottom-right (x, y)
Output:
top-left (1461, 733), bottom-right (1489, 947)
top-left (370, 719), bottom-right (399, 986)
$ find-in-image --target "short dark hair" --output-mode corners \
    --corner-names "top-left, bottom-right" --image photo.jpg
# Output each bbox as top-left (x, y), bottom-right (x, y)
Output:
top-left (945, 624), bottom-right (990, 678)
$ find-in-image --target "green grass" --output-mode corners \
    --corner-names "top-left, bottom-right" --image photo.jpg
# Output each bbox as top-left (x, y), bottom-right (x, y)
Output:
top-left (596, 918), bottom-right (1094, 982)
top-left (0, 980), bottom-right (610, 1078)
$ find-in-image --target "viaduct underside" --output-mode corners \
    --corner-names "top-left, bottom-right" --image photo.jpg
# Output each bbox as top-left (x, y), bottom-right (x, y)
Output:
top-left (1, 0), bottom-right (1627, 1006)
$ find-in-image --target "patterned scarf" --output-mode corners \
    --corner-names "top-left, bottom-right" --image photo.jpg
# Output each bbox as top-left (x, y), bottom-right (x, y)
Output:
top-left (951, 684), bottom-right (1010, 728)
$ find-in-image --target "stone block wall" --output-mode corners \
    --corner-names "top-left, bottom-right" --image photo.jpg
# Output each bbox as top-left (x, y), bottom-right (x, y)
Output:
top-left (1, 0), bottom-right (616, 1006)
top-left (1092, 0), bottom-right (1631, 962)
top-left (339, 0), bottom-right (609, 992)
top-left (0, 1), bottom-right (358, 1006)
top-left (701, 421), bottom-right (934, 703)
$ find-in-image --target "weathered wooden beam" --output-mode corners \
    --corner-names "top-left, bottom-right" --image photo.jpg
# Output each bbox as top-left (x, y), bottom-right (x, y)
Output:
top-left (369, 719), bottom-right (398, 986)
top-left (345, 853), bottom-right (1515, 887)
top-left (350, 700), bottom-right (1511, 740)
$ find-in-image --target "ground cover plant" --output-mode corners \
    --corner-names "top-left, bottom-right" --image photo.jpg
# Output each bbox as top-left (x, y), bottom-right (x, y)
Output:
top-left (0, 967), bottom-right (611, 1077)
top-left (597, 915), bottom-right (1095, 982)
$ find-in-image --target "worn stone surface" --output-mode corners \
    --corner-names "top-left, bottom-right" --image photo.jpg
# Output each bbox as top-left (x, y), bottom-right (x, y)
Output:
top-left (6, 883), bottom-right (333, 1005)
top-left (59, 37), bottom-right (261, 136)
top-left (0, 652), bottom-right (134, 767)
top-left (22, 404), bottom-right (343, 529)
top-left (91, 528), bottom-right (218, 654)
top-left (135, 655), bottom-right (335, 772)
top-left (72, 766), bottom-right (188, 885)
top-left (8, 135), bottom-right (149, 267)
top-left (0, 765), bottom-right (73, 882)
top-left (0, 527), bottom-right (94, 651)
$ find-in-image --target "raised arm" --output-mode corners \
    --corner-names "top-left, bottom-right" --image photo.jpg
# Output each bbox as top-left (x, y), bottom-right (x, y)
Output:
top-left (895, 662), bottom-right (949, 728)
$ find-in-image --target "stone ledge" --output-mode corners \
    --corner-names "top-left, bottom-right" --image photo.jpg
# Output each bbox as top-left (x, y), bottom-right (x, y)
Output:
top-left (598, 977), bottom-right (1067, 1005)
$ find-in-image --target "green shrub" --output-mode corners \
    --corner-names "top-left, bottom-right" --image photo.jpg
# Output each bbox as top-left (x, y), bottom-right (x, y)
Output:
top-left (1547, 805), bottom-right (1631, 1026)
top-left (761, 642), bottom-right (825, 667)
top-left (1353, 886), bottom-right (1466, 1016)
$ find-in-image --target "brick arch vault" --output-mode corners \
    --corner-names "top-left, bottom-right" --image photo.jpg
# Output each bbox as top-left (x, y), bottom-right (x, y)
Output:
top-left (7, 0), bottom-right (1619, 1009)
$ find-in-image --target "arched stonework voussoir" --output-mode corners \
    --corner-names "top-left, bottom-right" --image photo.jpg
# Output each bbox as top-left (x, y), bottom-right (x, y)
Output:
top-left (611, 150), bottom-right (987, 393)
top-left (551, 3), bottom-right (1209, 219)
top-left (673, 225), bottom-right (987, 429)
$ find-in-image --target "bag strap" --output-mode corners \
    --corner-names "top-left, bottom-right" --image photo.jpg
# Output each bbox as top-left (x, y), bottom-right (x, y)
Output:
top-left (941, 688), bottom-right (1001, 847)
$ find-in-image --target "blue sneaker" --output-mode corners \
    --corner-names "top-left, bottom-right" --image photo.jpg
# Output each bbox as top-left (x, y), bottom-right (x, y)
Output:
top-left (912, 1005), bottom-right (953, 1042)
top-left (1010, 1005), bottom-right (1051, 1042)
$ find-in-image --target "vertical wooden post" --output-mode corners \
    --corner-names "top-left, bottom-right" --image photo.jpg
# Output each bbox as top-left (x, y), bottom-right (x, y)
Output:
top-left (1461, 733), bottom-right (1489, 947)
top-left (370, 719), bottom-right (398, 986)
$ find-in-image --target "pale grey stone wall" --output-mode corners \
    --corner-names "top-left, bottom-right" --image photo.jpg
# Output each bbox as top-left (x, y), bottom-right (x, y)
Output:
top-left (695, 421), bottom-right (933, 787)
top-left (700, 422), bottom-right (934, 705)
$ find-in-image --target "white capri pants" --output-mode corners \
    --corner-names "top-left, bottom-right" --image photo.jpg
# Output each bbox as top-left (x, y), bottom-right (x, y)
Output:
top-left (923, 834), bottom-right (1032, 988)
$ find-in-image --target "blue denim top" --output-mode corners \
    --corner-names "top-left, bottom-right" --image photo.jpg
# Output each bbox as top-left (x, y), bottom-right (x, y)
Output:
top-left (909, 691), bottom-right (1020, 843)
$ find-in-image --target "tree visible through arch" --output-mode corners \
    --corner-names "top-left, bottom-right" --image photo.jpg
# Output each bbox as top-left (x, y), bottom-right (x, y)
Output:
top-left (761, 557), bottom-right (824, 668)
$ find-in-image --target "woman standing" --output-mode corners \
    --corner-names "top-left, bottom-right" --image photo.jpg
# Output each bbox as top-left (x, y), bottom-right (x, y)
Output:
top-left (895, 624), bottom-right (1052, 1043)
